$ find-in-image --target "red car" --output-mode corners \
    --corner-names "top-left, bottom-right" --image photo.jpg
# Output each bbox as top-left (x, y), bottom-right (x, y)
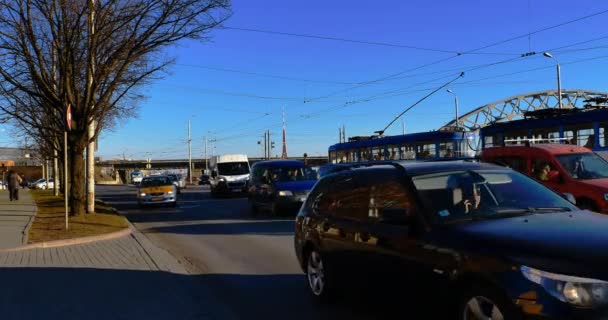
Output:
top-left (482, 144), bottom-right (608, 213)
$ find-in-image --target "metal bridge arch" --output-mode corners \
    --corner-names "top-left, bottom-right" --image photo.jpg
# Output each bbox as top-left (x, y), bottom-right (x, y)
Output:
top-left (441, 89), bottom-right (608, 131)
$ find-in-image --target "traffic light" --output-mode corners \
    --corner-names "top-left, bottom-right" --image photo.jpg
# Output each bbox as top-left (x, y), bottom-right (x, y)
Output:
top-left (271, 141), bottom-right (275, 149)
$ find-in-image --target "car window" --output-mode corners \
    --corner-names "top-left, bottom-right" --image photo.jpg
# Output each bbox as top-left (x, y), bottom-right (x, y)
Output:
top-left (492, 156), bottom-right (526, 173)
top-left (367, 178), bottom-right (414, 220)
top-left (531, 157), bottom-right (556, 181)
top-left (268, 166), bottom-right (318, 182)
top-left (556, 152), bottom-right (608, 180)
top-left (412, 169), bottom-right (576, 223)
top-left (306, 176), bottom-right (333, 215)
top-left (320, 174), bottom-right (369, 221)
top-left (251, 165), bottom-right (265, 184)
top-left (141, 177), bottom-right (171, 187)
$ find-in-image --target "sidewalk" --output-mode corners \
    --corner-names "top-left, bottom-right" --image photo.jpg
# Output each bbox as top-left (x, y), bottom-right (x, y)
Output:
top-left (0, 190), bottom-right (236, 320)
top-left (0, 188), bottom-right (36, 249)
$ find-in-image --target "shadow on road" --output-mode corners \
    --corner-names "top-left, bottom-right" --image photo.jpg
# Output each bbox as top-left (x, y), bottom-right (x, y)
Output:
top-left (0, 267), bottom-right (454, 320)
top-left (0, 267), bottom-right (229, 320)
top-left (146, 220), bottom-right (295, 236)
top-left (202, 273), bottom-right (454, 320)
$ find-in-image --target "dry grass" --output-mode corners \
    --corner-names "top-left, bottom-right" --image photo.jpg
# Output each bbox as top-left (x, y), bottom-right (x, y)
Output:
top-left (28, 190), bottom-right (128, 244)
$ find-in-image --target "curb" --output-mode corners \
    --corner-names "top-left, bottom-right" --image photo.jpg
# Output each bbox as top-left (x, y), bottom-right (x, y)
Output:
top-left (96, 197), bottom-right (189, 274)
top-left (0, 227), bottom-right (132, 252)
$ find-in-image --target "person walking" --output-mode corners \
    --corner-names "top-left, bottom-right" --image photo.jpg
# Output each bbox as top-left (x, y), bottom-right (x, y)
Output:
top-left (7, 170), bottom-right (22, 201)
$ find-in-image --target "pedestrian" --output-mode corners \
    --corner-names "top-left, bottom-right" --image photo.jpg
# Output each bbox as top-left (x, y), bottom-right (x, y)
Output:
top-left (7, 170), bottom-right (22, 201)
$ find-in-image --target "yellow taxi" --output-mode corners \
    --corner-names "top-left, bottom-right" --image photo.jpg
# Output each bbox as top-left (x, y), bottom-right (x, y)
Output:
top-left (137, 175), bottom-right (177, 207)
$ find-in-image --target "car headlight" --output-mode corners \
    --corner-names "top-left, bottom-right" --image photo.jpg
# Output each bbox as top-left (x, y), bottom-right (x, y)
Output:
top-left (167, 191), bottom-right (173, 194)
top-left (139, 193), bottom-right (146, 197)
top-left (604, 193), bottom-right (608, 201)
top-left (278, 190), bottom-right (293, 196)
top-left (521, 265), bottom-right (608, 307)
top-left (218, 177), bottom-right (226, 182)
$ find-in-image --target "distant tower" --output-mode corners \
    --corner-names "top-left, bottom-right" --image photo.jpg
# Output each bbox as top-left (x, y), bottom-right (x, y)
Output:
top-left (281, 107), bottom-right (288, 159)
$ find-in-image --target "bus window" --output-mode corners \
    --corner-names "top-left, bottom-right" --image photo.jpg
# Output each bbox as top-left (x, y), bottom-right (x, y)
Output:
top-left (484, 136), bottom-right (493, 148)
top-left (563, 130), bottom-right (574, 144)
top-left (398, 145), bottom-right (415, 160)
top-left (504, 129), bottom-right (529, 145)
top-left (600, 123), bottom-right (608, 147)
top-left (387, 146), bottom-right (398, 160)
top-left (439, 142), bottom-right (453, 158)
top-left (531, 128), bottom-right (560, 143)
top-left (579, 129), bottom-right (594, 149)
top-left (418, 143), bottom-right (436, 159)
top-left (329, 151), bottom-right (337, 163)
top-left (564, 125), bottom-right (594, 148)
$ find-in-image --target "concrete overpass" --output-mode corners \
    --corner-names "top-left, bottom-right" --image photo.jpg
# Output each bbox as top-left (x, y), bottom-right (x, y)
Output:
top-left (97, 156), bottom-right (328, 171)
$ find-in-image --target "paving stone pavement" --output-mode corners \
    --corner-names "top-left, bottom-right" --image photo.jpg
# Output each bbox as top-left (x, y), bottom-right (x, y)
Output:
top-left (0, 234), bottom-right (157, 270)
top-left (0, 188), bottom-right (36, 249)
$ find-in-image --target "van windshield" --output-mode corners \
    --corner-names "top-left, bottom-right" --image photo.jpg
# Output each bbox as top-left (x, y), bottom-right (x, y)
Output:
top-left (218, 162), bottom-right (250, 175)
top-left (556, 153), bottom-right (608, 180)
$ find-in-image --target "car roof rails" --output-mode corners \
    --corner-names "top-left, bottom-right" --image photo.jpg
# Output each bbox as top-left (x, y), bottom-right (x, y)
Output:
top-left (339, 160), bottom-right (408, 174)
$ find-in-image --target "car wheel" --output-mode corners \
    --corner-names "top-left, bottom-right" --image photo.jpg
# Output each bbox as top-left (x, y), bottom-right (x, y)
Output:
top-left (459, 284), bottom-right (519, 320)
top-left (306, 249), bottom-right (335, 302)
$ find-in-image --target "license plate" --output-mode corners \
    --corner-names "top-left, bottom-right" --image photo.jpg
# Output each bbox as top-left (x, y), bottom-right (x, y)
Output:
top-left (152, 197), bottom-right (164, 201)
top-left (231, 189), bottom-right (242, 193)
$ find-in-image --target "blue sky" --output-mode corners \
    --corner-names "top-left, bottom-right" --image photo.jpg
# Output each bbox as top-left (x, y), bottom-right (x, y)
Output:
top-left (45, 0), bottom-right (608, 160)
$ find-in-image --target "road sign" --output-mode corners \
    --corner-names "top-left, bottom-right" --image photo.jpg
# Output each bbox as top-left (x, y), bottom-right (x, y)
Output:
top-left (66, 104), bottom-right (72, 130)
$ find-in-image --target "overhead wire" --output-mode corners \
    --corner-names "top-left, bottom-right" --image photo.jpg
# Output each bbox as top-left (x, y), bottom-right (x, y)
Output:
top-left (303, 8), bottom-right (608, 103)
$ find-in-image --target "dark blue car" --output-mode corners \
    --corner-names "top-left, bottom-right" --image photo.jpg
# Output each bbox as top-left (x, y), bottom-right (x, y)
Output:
top-left (248, 160), bottom-right (318, 216)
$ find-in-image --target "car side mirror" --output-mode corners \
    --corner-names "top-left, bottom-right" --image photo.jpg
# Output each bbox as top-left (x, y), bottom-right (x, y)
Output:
top-left (562, 193), bottom-right (576, 205)
top-left (548, 170), bottom-right (560, 183)
top-left (379, 208), bottom-right (411, 225)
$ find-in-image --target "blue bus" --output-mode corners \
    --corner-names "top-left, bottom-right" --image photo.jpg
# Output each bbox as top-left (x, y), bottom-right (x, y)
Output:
top-left (480, 107), bottom-right (608, 158)
top-left (328, 129), bottom-right (477, 164)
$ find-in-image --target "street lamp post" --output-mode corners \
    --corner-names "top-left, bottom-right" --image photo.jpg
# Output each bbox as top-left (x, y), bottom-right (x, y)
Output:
top-left (543, 52), bottom-right (563, 110)
top-left (446, 89), bottom-right (459, 128)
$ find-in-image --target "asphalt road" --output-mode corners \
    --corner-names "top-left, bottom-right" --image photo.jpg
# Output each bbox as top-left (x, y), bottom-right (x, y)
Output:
top-left (97, 184), bottom-right (445, 320)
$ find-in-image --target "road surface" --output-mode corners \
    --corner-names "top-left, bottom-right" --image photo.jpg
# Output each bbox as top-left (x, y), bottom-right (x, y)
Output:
top-left (97, 184), bottom-right (445, 319)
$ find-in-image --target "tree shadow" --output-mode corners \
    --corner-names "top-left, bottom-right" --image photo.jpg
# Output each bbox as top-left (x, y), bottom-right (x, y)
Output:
top-left (0, 267), bottom-right (453, 320)
top-left (146, 220), bottom-right (295, 236)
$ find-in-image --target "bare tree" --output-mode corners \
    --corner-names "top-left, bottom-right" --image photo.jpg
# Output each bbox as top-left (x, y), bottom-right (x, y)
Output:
top-left (0, 0), bottom-right (230, 215)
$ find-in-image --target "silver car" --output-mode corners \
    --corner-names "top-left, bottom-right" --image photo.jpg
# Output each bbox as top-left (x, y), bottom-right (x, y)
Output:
top-left (167, 174), bottom-right (186, 193)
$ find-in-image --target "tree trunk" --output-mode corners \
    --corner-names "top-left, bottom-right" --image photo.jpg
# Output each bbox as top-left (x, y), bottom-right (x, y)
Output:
top-left (69, 139), bottom-right (86, 216)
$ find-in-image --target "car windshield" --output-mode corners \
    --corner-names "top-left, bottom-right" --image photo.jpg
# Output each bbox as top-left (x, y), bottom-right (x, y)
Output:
top-left (556, 153), bottom-right (608, 180)
top-left (141, 177), bottom-right (171, 187)
top-left (218, 162), bottom-right (250, 175)
top-left (412, 169), bottom-right (576, 223)
top-left (269, 166), bottom-right (318, 182)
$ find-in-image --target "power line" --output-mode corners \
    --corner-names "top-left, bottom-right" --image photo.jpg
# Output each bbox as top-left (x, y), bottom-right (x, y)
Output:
top-left (304, 8), bottom-right (608, 102)
top-left (223, 27), bottom-right (466, 54)
top-left (176, 64), bottom-right (357, 85)
top-left (463, 8), bottom-right (608, 55)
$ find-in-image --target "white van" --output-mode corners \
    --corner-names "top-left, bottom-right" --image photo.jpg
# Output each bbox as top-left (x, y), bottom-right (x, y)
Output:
top-left (209, 154), bottom-right (250, 195)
